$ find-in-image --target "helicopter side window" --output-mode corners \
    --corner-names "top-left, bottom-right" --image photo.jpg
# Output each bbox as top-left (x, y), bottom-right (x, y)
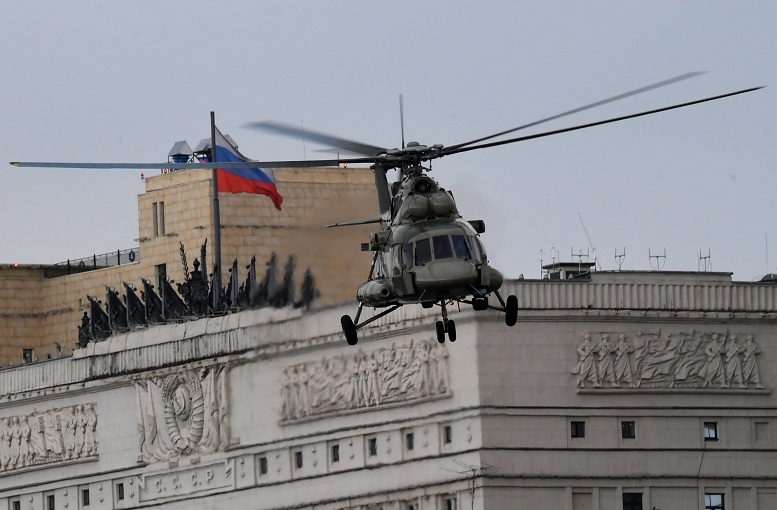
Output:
top-left (433, 235), bottom-right (453, 260)
top-left (468, 236), bottom-right (484, 263)
top-left (451, 235), bottom-right (470, 260)
top-left (415, 238), bottom-right (432, 266)
top-left (391, 244), bottom-right (403, 276)
top-left (404, 243), bottom-right (414, 270)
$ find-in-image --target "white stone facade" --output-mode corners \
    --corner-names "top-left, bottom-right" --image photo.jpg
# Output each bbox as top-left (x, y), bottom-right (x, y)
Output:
top-left (0, 271), bottom-right (775, 509)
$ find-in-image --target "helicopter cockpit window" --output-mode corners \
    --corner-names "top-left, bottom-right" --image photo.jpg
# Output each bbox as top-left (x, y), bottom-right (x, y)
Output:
top-left (451, 235), bottom-right (470, 260)
top-left (403, 243), bottom-right (414, 270)
top-left (433, 235), bottom-right (453, 260)
top-left (468, 236), bottom-right (485, 263)
top-left (415, 238), bottom-right (432, 266)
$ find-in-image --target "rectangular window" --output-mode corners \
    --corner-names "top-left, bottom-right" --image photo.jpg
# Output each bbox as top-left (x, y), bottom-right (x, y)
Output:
top-left (155, 263), bottom-right (167, 289)
top-left (259, 456), bottom-right (268, 475)
top-left (294, 450), bottom-right (303, 469)
top-left (621, 420), bottom-right (636, 439)
top-left (571, 421), bottom-right (586, 438)
top-left (415, 238), bottom-right (432, 266)
top-left (622, 492), bottom-right (643, 510)
top-left (12, 501), bottom-right (20, 510)
top-left (444, 496), bottom-right (457, 510)
top-left (116, 482), bottom-right (124, 501)
top-left (46, 494), bottom-right (56, 510)
top-left (705, 493), bottom-right (724, 510)
top-left (82, 488), bottom-right (91, 507)
top-left (22, 348), bottom-right (34, 364)
top-left (402, 501), bottom-right (418, 510)
top-left (331, 444), bottom-right (340, 463)
top-left (368, 437), bottom-right (378, 456)
top-left (443, 425), bottom-right (453, 444)
top-left (704, 422), bottom-right (718, 441)
top-left (152, 201), bottom-right (166, 237)
top-left (405, 432), bottom-right (414, 451)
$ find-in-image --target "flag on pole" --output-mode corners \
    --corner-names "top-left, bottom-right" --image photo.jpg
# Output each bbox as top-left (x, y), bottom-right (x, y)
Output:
top-left (214, 127), bottom-right (283, 210)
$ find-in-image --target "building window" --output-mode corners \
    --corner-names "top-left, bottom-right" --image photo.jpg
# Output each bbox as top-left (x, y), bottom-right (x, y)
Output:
top-left (705, 493), bottom-right (724, 510)
top-left (294, 450), bottom-right (303, 469)
top-left (443, 425), bottom-right (453, 444)
top-left (571, 421), bottom-right (586, 438)
top-left (622, 492), bottom-right (643, 510)
top-left (152, 201), bottom-right (166, 237)
top-left (331, 444), bottom-right (340, 463)
top-left (155, 263), bottom-right (167, 289)
top-left (12, 500), bottom-right (20, 510)
top-left (621, 421), bottom-right (636, 439)
top-left (116, 482), bottom-right (124, 501)
top-left (443, 496), bottom-right (457, 510)
top-left (368, 437), bottom-right (378, 456)
top-left (22, 348), bottom-right (34, 364)
top-left (402, 500), bottom-right (418, 510)
top-left (46, 494), bottom-right (56, 510)
top-left (406, 432), bottom-right (415, 451)
top-left (82, 488), bottom-right (91, 507)
top-left (704, 422), bottom-right (718, 441)
top-left (259, 456), bottom-right (268, 475)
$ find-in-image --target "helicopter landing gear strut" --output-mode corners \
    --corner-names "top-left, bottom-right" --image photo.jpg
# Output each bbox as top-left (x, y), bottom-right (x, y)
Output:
top-left (435, 300), bottom-right (457, 343)
top-left (341, 303), bottom-right (404, 346)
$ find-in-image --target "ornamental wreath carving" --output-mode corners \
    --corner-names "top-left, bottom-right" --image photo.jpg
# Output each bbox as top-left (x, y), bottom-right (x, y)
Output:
top-left (135, 365), bottom-right (230, 463)
top-left (0, 403), bottom-right (97, 474)
top-left (280, 339), bottom-right (451, 423)
top-left (573, 331), bottom-right (765, 390)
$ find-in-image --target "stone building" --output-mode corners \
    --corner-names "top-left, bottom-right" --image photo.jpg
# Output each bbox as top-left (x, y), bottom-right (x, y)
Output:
top-left (0, 166), bottom-right (776, 509)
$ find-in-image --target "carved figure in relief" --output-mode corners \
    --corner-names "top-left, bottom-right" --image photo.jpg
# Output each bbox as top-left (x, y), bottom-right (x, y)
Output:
top-left (365, 354), bottom-right (381, 405)
top-left (0, 418), bottom-right (11, 470)
top-left (344, 351), bottom-right (364, 408)
top-left (637, 333), bottom-right (680, 387)
top-left (307, 357), bottom-right (331, 409)
top-left (596, 334), bottom-right (617, 387)
top-left (296, 365), bottom-right (311, 418)
top-left (279, 370), bottom-right (292, 421)
top-left (9, 417), bottom-right (21, 469)
top-left (700, 334), bottom-right (727, 388)
top-left (742, 335), bottom-right (764, 389)
top-left (614, 334), bottom-right (634, 387)
top-left (671, 331), bottom-right (705, 387)
top-left (431, 342), bottom-right (450, 394)
top-left (572, 333), bottom-right (600, 388)
top-left (29, 414), bottom-right (47, 460)
top-left (83, 403), bottom-right (98, 456)
top-left (44, 410), bottom-right (63, 456)
top-left (63, 408), bottom-right (77, 460)
top-left (723, 335), bottom-right (746, 389)
top-left (74, 405), bottom-right (86, 456)
top-left (18, 417), bottom-right (31, 467)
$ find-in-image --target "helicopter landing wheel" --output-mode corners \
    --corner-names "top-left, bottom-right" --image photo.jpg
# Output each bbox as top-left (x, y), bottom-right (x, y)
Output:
top-left (436, 321), bottom-right (446, 343)
top-left (447, 320), bottom-right (457, 342)
top-left (505, 295), bottom-right (518, 327)
top-left (341, 315), bottom-right (358, 345)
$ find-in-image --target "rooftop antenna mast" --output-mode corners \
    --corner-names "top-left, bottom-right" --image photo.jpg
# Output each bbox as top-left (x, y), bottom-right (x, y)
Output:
top-left (615, 248), bottom-right (626, 270)
top-left (399, 94), bottom-right (406, 149)
top-left (577, 212), bottom-right (600, 270)
top-left (698, 249), bottom-right (711, 272)
top-left (649, 249), bottom-right (666, 271)
top-left (571, 247), bottom-right (590, 274)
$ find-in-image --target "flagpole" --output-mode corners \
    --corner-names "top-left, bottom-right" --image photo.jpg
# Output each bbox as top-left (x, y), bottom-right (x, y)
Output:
top-left (210, 111), bottom-right (222, 296)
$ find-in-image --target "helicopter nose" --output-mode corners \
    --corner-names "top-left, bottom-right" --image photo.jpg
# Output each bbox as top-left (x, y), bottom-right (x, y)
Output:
top-left (414, 259), bottom-right (479, 292)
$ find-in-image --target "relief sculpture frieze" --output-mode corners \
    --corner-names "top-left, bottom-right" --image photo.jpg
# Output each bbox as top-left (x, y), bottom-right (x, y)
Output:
top-left (280, 339), bottom-right (451, 423)
top-left (573, 331), bottom-right (766, 391)
top-left (0, 403), bottom-right (97, 474)
top-left (135, 365), bottom-right (230, 463)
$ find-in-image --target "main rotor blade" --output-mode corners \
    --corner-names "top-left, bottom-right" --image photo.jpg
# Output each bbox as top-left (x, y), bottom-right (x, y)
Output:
top-left (10, 157), bottom-right (378, 170)
top-left (245, 120), bottom-right (388, 157)
top-left (440, 86), bottom-right (763, 157)
top-left (446, 71), bottom-right (707, 151)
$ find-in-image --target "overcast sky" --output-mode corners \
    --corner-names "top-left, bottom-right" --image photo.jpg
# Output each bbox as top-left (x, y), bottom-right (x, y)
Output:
top-left (1, 1), bottom-right (775, 281)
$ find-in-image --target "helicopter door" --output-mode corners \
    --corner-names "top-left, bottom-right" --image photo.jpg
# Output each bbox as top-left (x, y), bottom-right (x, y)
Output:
top-left (391, 243), bottom-right (413, 293)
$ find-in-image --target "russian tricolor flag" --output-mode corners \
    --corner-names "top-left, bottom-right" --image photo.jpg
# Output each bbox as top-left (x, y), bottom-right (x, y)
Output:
top-left (214, 127), bottom-right (283, 210)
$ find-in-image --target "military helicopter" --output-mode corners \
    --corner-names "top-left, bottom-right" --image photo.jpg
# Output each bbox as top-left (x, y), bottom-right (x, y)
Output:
top-left (244, 73), bottom-right (761, 345)
top-left (11, 73), bottom-right (762, 346)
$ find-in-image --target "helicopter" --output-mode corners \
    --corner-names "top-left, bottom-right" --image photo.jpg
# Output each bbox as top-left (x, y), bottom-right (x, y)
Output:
top-left (10, 73), bottom-right (762, 346)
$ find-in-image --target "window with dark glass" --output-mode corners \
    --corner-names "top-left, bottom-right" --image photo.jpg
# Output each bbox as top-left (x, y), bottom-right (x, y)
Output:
top-left (368, 437), bottom-right (378, 456)
top-left (415, 238), bottom-right (432, 266)
top-left (443, 425), bottom-right (453, 444)
top-left (46, 494), bottom-right (56, 510)
top-left (621, 421), bottom-right (636, 439)
top-left (405, 432), bottom-right (414, 451)
top-left (331, 444), bottom-right (340, 463)
top-left (704, 422), bottom-right (718, 441)
top-left (259, 456), bottom-right (268, 475)
top-left (432, 235), bottom-right (453, 259)
top-left (294, 450), bottom-right (303, 469)
top-left (622, 492), bottom-right (643, 510)
top-left (82, 489), bottom-right (90, 507)
top-left (451, 235), bottom-right (470, 259)
top-left (571, 421), bottom-right (586, 438)
top-left (705, 493), bottom-right (724, 510)
top-left (116, 483), bottom-right (124, 501)
top-left (403, 244), bottom-right (414, 270)
top-left (444, 496), bottom-right (457, 510)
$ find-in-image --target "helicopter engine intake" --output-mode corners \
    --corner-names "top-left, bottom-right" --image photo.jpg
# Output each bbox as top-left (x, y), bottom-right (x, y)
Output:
top-left (356, 280), bottom-right (396, 307)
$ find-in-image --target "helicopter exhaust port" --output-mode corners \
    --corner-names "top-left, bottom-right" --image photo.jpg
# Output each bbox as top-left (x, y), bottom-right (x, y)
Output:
top-left (356, 281), bottom-right (396, 307)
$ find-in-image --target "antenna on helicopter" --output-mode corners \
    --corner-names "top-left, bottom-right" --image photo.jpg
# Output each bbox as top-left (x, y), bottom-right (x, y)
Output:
top-left (399, 94), bottom-right (406, 150)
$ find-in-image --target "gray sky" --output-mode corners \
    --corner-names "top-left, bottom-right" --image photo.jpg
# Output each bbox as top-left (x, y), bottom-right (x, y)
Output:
top-left (1, 1), bottom-right (775, 281)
